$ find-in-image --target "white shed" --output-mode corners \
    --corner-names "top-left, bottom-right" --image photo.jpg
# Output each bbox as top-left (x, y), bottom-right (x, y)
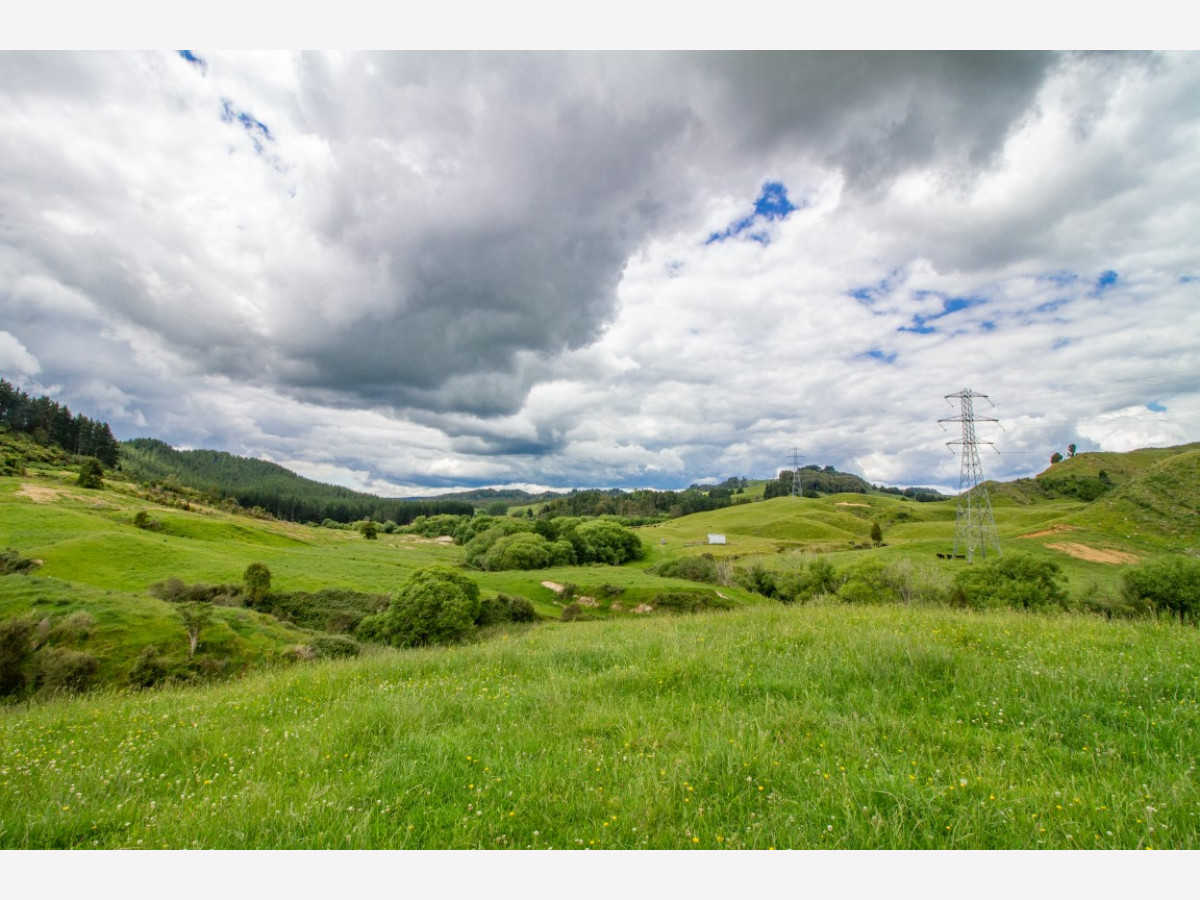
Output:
top-left (707, 533), bottom-right (726, 545)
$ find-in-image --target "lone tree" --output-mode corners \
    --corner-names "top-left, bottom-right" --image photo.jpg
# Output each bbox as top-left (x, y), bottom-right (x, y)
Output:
top-left (1050, 451), bottom-right (1064, 464)
top-left (243, 562), bottom-right (272, 603)
top-left (870, 521), bottom-right (883, 546)
top-left (178, 602), bottom-right (213, 658)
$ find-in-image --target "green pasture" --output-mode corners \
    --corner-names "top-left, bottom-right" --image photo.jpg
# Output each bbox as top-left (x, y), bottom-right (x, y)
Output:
top-left (2, 604), bottom-right (1197, 849)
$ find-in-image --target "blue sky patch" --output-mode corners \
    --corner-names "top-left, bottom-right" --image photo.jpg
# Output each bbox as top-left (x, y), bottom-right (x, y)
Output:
top-left (898, 293), bottom-right (987, 334)
top-left (1095, 269), bottom-right (1119, 292)
top-left (863, 349), bottom-right (898, 364)
top-left (848, 269), bottom-right (904, 306)
top-left (178, 50), bottom-right (207, 73)
top-left (1053, 337), bottom-right (1072, 349)
top-left (221, 99), bottom-right (274, 156)
top-left (706, 181), bottom-right (800, 246)
top-left (1147, 400), bottom-right (1167, 412)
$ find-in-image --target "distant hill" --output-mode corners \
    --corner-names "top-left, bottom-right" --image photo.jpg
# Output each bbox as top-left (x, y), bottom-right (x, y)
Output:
top-left (119, 438), bottom-right (474, 525)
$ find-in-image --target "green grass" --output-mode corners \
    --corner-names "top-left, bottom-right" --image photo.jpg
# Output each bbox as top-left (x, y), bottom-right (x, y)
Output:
top-left (2, 604), bottom-right (1197, 849)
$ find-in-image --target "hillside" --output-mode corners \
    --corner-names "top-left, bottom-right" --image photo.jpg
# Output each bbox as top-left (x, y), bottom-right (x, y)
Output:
top-left (119, 438), bottom-right (475, 525)
top-left (4, 438), bottom-right (1200, 850)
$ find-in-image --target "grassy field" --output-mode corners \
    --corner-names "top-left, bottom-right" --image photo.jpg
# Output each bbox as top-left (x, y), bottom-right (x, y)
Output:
top-left (3, 446), bottom-right (1200, 849)
top-left (2, 604), bottom-right (1197, 849)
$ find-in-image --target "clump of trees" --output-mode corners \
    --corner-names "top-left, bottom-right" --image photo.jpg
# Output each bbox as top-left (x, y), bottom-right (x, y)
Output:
top-left (0, 378), bottom-right (121, 466)
top-left (458, 516), bottom-right (644, 571)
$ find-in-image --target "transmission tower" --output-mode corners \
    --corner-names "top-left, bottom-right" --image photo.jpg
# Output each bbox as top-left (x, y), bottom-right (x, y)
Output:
top-left (789, 448), bottom-right (805, 497)
top-left (939, 388), bottom-right (1002, 562)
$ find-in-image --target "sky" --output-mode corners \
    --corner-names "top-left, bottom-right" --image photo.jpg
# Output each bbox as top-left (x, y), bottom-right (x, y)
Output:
top-left (2, 49), bottom-right (1199, 497)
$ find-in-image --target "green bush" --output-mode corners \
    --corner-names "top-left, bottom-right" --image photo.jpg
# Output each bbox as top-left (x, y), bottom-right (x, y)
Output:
top-left (0, 618), bottom-right (36, 696)
top-left (308, 635), bottom-right (362, 659)
top-left (76, 457), bottom-right (104, 489)
top-left (652, 591), bottom-right (734, 614)
top-left (653, 555), bottom-right (720, 584)
top-left (128, 645), bottom-right (175, 689)
top-left (952, 554), bottom-right (1068, 611)
top-left (1121, 555), bottom-right (1200, 624)
top-left (37, 647), bottom-right (99, 695)
top-left (357, 566), bottom-right (482, 648)
top-left (574, 520), bottom-right (644, 565)
top-left (48, 610), bottom-right (97, 644)
top-left (482, 532), bottom-right (553, 571)
top-left (243, 563), bottom-right (272, 603)
top-left (740, 557), bottom-right (841, 604)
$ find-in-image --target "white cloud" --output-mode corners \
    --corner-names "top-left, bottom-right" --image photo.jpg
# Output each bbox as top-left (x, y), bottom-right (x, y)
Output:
top-left (2, 51), bottom-right (1199, 494)
top-left (0, 331), bottom-right (41, 379)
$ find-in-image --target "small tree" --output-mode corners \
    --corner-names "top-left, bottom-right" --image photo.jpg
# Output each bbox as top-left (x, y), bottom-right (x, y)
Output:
top-left (870, 521), bottom-right (884, 546)
top-left (1050, 452), bottom-right (1064, 465)
top-left (360, 520), bottom-right (379, 540)
top-left (77, 457), bottom-right (104, 489)
top-left (243, 562), bottom-right (272, 603)
top-left (1067, 443), bottom-right (1077, 458)
top-left (178, 602), bottom-right (213, 657)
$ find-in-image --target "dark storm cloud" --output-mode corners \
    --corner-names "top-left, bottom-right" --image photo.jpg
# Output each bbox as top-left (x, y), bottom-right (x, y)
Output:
top-left (686, 51), bottom-right (1057, 193)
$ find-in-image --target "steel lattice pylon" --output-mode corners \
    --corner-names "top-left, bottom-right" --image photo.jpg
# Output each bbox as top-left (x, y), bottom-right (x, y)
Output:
top-left (939, 388), bottom-right (1002, 562)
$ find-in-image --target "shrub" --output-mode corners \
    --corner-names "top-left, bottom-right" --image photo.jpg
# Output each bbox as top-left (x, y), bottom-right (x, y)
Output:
top-left (561, 602), bottom-right (590, 622)
top-left (1120, 555), bottom-right (1200, 624)
top-left (128, 645), bottom-right (174, 689)
top-left (504, 594), bottom-right (537, 623)
top-left (359, 566), bottom-right (482, 648)
top-left (477, 593), bottom-right (539, 626)
top-left (76, 457), bottom-right (104, 489)
top-left (243, 563), bottom-right (272, 603)
top-left (837, 561), bottom-right (899, 605)
top-left (652, 591), bottom-right (734, 614)
top-left (653, 555), bottom-right (720, 584)
top-left (1, 547), bottom-right (38, 576)
top-left (482, 532), bottom-right (553, 571)
top-left (151, 578), bottom-right (242, 605)
top-left (133, 510), bottom-right (160, 530)
top-left (574, 520), bottom-right (644, 565)
top-left (952, 554), bottom-right (1068, 611)
top-left (37, 648), bottom-right (99, 695)
top-left (49, 610), bottom-right (97, 644)
top-left (308, 635), bottom-right (362, 659)
top-left (0, 618), bottom-right (36, 696)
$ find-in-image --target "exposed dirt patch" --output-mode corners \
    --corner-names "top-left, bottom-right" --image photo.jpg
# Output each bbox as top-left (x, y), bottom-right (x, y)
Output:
top-left (541, 581), bottom-right (597, 605)
top-left (16, 484), bottom-right (63, 502)
top-left (836, 502), bottom-right (870, 508)
top-left (1045, 542), bottom-right (1141, 564)
top-left (1020, 524), bottom-right (1081, 539)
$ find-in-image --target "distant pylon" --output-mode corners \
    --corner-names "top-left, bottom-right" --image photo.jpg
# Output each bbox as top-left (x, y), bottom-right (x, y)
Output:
top-left (939, 388), bottom-right (1002, 562)
top-left (789, 448), bottom-right (805, 497)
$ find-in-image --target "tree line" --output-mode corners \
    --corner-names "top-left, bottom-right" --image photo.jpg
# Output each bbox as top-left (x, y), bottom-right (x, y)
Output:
top-left (119, 438), bottom-right (474, 525)
top-left (0, 378), bottom-right (121, 467)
